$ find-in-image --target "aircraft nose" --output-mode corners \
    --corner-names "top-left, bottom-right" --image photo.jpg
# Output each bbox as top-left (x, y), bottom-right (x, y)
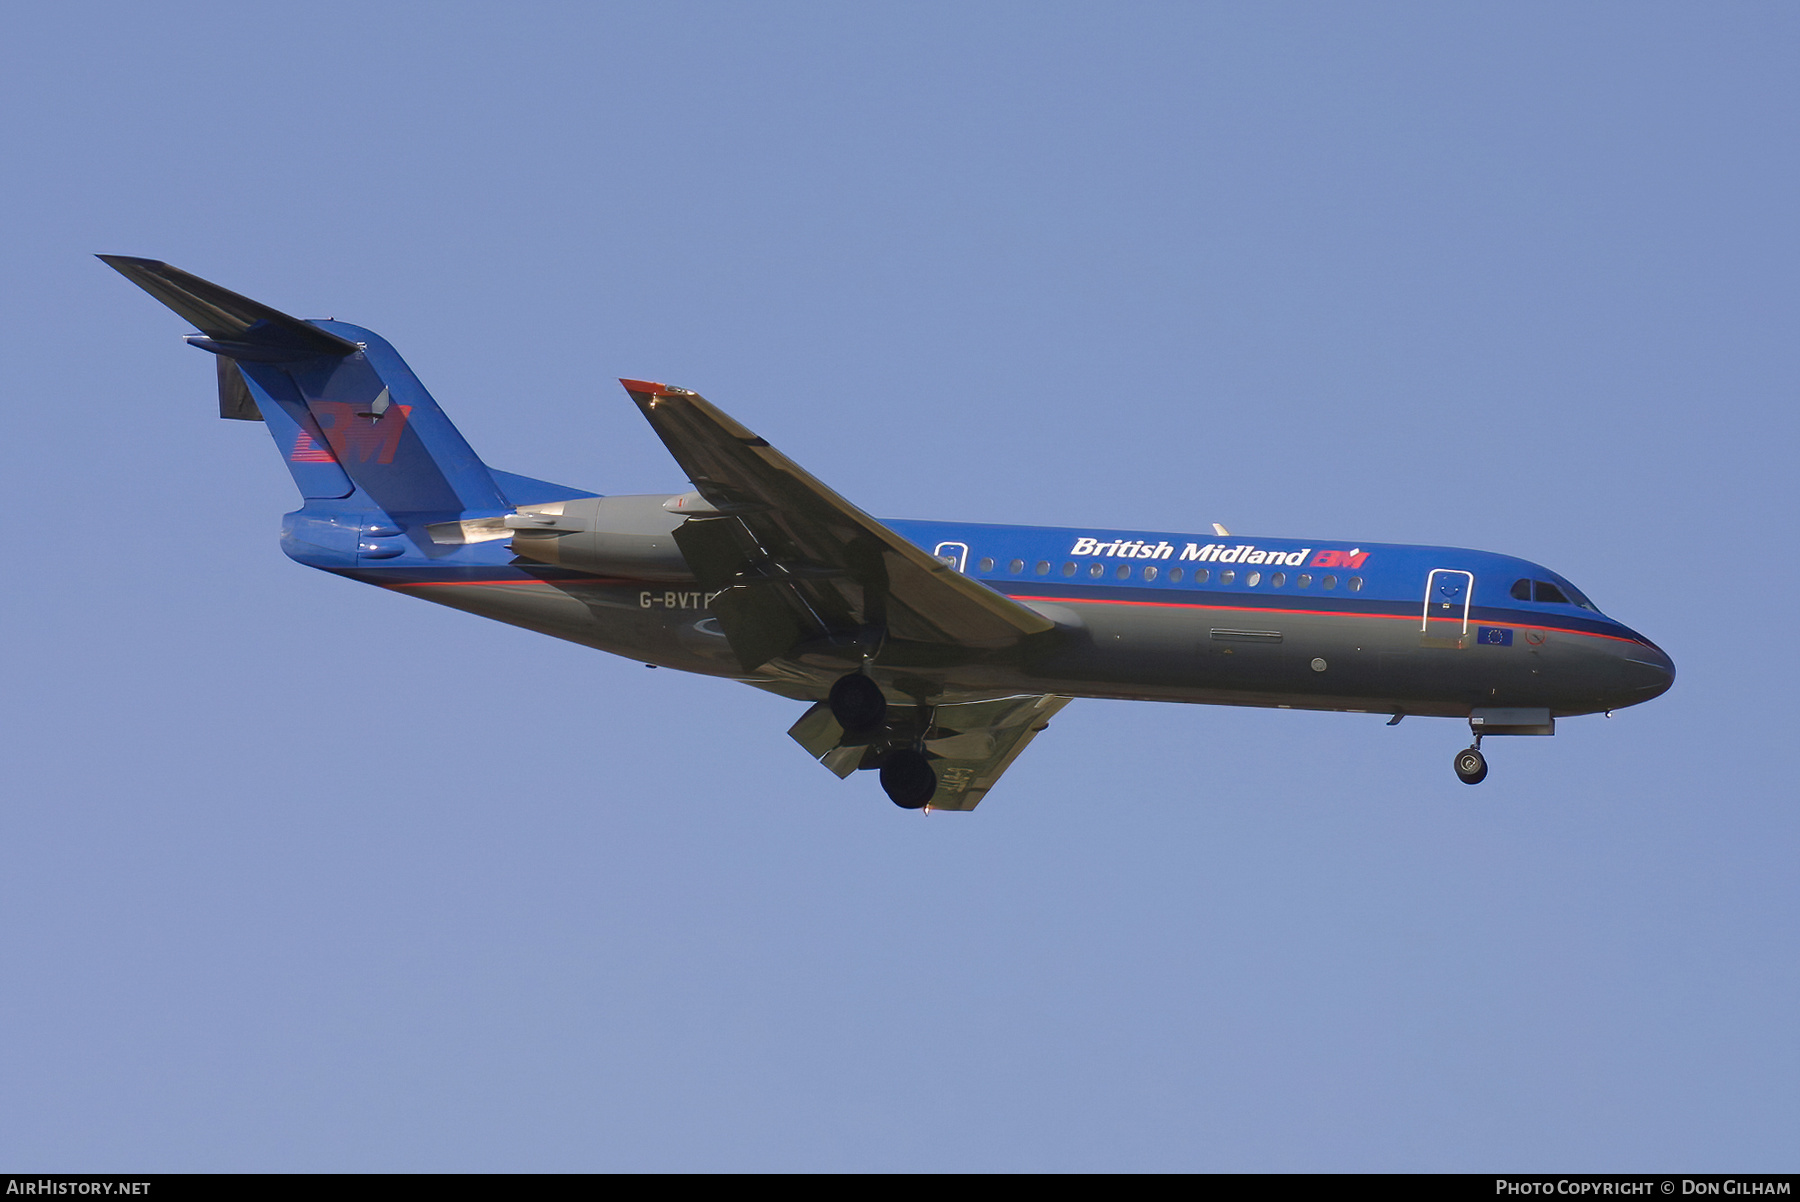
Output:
top-left (1620, 643), bottom-right (1675, 701)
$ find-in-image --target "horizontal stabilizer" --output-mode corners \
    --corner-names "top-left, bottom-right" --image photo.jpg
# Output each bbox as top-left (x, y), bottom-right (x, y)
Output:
top-left (98, 255), bottom-right (358, 361)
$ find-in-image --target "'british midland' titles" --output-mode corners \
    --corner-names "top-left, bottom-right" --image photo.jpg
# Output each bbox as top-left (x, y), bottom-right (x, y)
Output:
top-left (1068, 537), bottom-right (1369, 569)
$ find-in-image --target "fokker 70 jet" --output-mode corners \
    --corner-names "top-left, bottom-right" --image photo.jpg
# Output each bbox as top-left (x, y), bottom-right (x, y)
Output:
top-left (105, 256), bottom-right (1675, 810)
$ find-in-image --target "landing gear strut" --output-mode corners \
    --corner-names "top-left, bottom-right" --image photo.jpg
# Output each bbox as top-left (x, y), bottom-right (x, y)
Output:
top-left (879, 748), bottom-right (937, 809)
top-left (1453, 739), bottom-right (1488, 785)
top-left (1449, 708), bottom-right (1554, 783)
top-left (828, 672), bottom-right (887, 734)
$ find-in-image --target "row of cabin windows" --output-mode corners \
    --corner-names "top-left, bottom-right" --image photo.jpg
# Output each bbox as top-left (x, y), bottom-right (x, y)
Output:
top-left (972, 556), bottom-right (1363, 592)
top-left (1509, 578), bottom-right (1597, 611)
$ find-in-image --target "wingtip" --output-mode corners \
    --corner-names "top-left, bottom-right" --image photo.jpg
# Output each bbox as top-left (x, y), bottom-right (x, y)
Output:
top-left (619, 378), bottom-right (668, 396)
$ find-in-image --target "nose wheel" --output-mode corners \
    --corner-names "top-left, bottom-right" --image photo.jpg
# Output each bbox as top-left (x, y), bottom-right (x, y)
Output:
top-left (1453, 743), bottom-right (1488, 785)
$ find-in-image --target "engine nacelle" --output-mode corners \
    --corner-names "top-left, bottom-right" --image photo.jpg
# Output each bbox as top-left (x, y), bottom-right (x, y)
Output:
top-left (506, 495), bottom-right (695, 581)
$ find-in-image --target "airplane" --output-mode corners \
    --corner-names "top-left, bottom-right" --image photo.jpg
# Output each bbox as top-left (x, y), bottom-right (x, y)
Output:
top-left (103, 255), bottom-right (1676, 811)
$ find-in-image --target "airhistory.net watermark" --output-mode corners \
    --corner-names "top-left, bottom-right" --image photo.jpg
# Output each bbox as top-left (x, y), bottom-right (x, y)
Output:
top-left (6, 1184), bottom-right (150, 1196)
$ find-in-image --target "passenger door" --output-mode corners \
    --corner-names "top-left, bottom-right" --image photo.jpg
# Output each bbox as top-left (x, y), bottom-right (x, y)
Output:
top-left (1421, 568), bottom-right (1474, 649)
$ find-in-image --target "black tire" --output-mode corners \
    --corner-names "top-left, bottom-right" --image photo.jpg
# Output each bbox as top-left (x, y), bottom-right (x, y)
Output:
top-left (1454, 747), bottom-right (1488, 785)
top-left (879, 749), bottom-right (937, 809)
top-left (828, 673), bottom-right (887, 734)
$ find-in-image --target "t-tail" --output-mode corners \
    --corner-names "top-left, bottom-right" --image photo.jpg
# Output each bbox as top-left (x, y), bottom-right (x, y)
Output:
top-left (101, 256), bottom-right (590, 566)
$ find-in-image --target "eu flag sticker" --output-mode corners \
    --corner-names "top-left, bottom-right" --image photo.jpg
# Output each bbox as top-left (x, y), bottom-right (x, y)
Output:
top-left (1477, 626), bottom-right (1513, 646)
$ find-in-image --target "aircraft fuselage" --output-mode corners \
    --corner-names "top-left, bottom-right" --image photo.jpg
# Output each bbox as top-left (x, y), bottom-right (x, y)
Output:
top-left (327, 511), bottom-right (1673, 722)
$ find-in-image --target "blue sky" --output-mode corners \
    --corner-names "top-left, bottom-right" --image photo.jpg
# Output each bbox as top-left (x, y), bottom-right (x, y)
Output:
top-left (2, 2), bottom-right (1794, 1171)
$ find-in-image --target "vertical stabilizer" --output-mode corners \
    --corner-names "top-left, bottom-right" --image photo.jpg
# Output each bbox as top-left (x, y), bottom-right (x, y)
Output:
top-left (103, 256), bottom-right (510, 520)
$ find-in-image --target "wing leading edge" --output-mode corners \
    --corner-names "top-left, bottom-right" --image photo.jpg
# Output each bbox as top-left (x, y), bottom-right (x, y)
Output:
top-left (620, 379), bottom-right (1055, 673)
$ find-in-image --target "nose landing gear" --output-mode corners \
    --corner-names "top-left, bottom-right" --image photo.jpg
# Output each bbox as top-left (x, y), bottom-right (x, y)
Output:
top-left (1448, 708), bottom-right (1557, 784)
top-left (1453, 742), bottom-right (1488, 785)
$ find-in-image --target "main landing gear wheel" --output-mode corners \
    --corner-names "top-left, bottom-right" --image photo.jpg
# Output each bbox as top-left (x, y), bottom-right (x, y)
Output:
top-left (879, 748), bottom-right (937, 809)
top-left (828, 673), bottom-right (887, 734)
top-left (1454, 747), bottom-right (1488, 785)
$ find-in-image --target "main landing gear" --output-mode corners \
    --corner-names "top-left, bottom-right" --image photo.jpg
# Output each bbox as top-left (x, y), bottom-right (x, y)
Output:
top-left (829, 672), bottom-right (939, 809)
top-left (828, 672), bottom-right (887, 734)
top-left (879, 748), bottom-right (937, 809)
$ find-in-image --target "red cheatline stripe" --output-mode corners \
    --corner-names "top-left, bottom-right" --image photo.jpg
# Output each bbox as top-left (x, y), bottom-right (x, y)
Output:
top-left (1006, 593), bottom-right (1645, 644)
top-left (375, 576), bottom-right (1640, 645)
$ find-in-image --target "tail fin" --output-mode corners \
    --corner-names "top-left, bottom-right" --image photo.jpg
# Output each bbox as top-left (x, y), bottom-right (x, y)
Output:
top-left (102, 256), bottom-right (509, 519)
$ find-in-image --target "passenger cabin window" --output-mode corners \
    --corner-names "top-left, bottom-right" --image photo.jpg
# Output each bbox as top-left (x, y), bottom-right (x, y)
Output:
top-left (1115, 564), bottom-right (1131, 579)
top-left (1348, 576), bottom-right (1364, 592)
top-left (1169, 568), bottom-right (1184, 583)
top-left (1089, 563), bottom-right (1106, 578)
top-left (1296, 573), bottom-right (1311, 588)
top-left (1061, 562), bottom-right (1076, 577)
top-left (1008, 559), bottom-right (1024, 574)
top-left (1511, 578), bottom-right (1532, 601)
top-left (1219, 569), bottom-right (1235, 585)
top-left (1036, 561), bottom-right (1051, 575)
top-left (1270, 572), bottom-right (1286, 588)
top-left (1245, 571), bottom-right (1261, 587)
top-left (1322, 575), bottom-right (1337, 590)
top-left (978, 557), bottom-right (995, 573)
top-left (1193, 568), bottom-right (1209, 583)
top-left (1144, 566), bottom-right (1158, 582)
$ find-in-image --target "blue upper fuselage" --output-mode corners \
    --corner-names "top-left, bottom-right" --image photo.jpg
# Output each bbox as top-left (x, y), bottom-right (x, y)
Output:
top-left (291, 490), bottom-right (1661, 655)
top-left (883, 518), bottom-right (1660, 650)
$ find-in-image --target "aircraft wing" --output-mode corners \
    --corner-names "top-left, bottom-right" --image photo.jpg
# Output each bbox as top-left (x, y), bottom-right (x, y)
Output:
top-left (620, 380), bottom-right (1056, 671)
top-left (788, 693), bottom-right (1071, 811)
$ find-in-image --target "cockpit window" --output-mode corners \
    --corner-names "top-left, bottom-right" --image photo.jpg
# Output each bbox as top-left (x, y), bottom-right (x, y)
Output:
top-left (1533, 581), bottom-right (1570, 605)
top-left (1513, 576), bottom-right (1598, 611)
top-left (1561, 582), bottom-right (1599, 612)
